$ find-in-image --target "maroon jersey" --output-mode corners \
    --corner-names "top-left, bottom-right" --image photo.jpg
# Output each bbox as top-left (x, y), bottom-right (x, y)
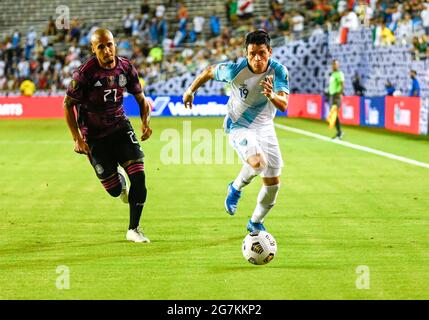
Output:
top-left (66, 56), bottom-right (142, 140)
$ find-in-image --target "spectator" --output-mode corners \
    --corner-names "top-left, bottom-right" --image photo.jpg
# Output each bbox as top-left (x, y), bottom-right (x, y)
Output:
top-left (311, 24), bottom-right (325, 37)
top-left (385, 80), bottom-right (396, 96)
top-left (19, 78), bottom-right (36, 96)
top-left (409, 69), bottom-right (420, 97)
top-left (395, 13), bottom-right (414, 45)
top-left (156, 3), bottom-right (166, 18)
top-left (44, 43), bottom-right (56, 59)
top-left (352, 73), bottom-right (366, 96)
top-left (69, 17), bottom-right (81, 43)
top-left (40, 32), bottom-right (49, 48)
top-left (340, 8), bottom-right (360, 31)
top-left (117, 37), bottom-right (133, 58)
top-left (150, 16), bottom-right (168, 45)
top-left (25, 27), bottom-right (37, 60)
top-left (354, 0), bottom-right (373, 27)
top-left (178, 1), bottom-right (189, 22)
top-left (45, 16), bottom-right (57, 36)
top-left (210, 13), bottom-right (221, 37)
top-left (291, 10), bottom-right (305, 39)
top-left (17, 58), bottom-right (30, 80)
top-left (278, 12), bottom-right (291, 36)
top-left (0, 75), bottom-right (7, 90)
top-left (421, 3), bottom-right (429, 36)
top-left (11, 30), bottom-right (21, 50)
top-left (270, 0), bottom-right (284, 21)
top-left (149, 46), bottom-right (163, 63)
top-left (132, 15), bottom-right (144, 37)
top-left (123, 8), bottom-right (134, 37)
top-left (336, 0), bottom-right (348, 15)
top-left (192, 15), bottom-right (206, 42)
top-left (141, 0), bottom-right (151, 19)
top-left (0, 56), bottom-right (5, 78)
top-left (380, 22), bottom-right (396, 45)
top-left (37, 71), bottom-right (49, 90)
top-left (33, 40), bottom-right (45, 60)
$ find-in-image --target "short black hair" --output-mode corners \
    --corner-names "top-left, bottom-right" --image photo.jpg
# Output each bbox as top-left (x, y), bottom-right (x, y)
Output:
top-left (245, 30), bottom-right (271, 50)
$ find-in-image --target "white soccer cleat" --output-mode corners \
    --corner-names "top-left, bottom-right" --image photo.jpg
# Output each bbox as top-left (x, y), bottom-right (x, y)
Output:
top-left (118, 166), bottom-right (129, 204)
top-left (126, 227), bottom-right (151, 243)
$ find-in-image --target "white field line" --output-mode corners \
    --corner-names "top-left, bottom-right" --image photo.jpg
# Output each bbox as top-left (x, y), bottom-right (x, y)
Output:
top-left (274, 123), bottom-right (429, 169)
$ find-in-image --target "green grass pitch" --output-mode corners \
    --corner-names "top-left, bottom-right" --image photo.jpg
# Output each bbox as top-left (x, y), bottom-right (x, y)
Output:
top-left (0, 116), bottom-right (428, 299)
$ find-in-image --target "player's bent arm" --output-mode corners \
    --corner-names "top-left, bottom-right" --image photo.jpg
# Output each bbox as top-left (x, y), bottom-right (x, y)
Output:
top-left (134, 92), bottom-right (152, 141)
top-left (269, 91), bottom-right (289, 112)
top-left (63, 95), bottom-right (89, 154)
top-left (63, 95), bottom-right (83, 142)
top-left (183, 65), bottom-right (216, 109)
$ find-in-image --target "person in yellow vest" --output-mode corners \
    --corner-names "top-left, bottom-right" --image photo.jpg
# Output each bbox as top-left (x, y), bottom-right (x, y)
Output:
top-left (327, 59), bottom-right (344, 140)
top-left (19, 78), bottom-right (36, 96)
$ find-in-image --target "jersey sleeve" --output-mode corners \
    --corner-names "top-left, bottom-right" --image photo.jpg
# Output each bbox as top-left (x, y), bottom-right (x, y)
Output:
top-left (273, 64), bottom-right (290, 94)
top-left (126, 63), bottom-right (143, 95)
top-left (66, 69), bottom-right (87, 102)
top-left (214, 62), bottom-right (241, 83)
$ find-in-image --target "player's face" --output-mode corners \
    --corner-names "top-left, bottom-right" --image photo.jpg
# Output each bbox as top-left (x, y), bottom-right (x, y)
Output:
top-left (332, 61), bottom-right (339, 71)
top-left (91, 33), bottom-right (116, 68)
top-left (246, 44), bottom-right (272, 74)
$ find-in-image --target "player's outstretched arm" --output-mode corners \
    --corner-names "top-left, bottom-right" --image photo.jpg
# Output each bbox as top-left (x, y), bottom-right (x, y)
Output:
top-left (63, 95), bottom-right (90, 155)
top-left (183, 65), bottom-right (216, 109)
top-left (134, 92), bottom-right (152, 141)
top-left (260, 75), bottom-right (289, 112)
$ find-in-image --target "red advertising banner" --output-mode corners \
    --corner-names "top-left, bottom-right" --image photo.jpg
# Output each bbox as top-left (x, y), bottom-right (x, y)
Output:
top-left (339, 96), bottom-right (360, 125)
top-left (385, 96), bottom-right (420, 135)
top-left (288, 94), bottom-right (322, 119)
top-left (0, 96), bottom-right (64, 119)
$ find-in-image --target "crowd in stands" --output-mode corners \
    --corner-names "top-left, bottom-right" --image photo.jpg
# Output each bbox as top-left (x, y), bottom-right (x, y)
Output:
top-left (0, 0), bottom-right (428, 95)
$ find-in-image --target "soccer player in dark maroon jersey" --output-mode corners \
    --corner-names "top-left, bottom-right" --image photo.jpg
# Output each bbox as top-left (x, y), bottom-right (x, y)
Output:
top-left (64, 29), bottom-right (152, 243)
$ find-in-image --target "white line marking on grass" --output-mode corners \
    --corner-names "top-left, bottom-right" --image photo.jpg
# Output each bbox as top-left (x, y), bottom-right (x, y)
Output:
top-left (275, 123), bottom-right (429, 169)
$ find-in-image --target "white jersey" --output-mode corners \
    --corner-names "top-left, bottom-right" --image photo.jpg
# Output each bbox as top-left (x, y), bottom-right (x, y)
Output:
top-left (214, 58), bottom-right (289, 132)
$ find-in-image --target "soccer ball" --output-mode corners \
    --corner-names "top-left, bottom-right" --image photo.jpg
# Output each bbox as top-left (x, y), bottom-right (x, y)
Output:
top-left (242, 230), bottom-right (277, 265)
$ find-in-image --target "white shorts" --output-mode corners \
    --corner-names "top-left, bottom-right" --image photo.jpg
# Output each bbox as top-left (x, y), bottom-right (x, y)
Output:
top-left (228, 126), bottom-right (284, 178)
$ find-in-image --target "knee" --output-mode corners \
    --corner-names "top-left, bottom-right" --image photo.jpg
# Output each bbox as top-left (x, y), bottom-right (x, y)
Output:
top-left (248, 154), bottom-right (267, 173)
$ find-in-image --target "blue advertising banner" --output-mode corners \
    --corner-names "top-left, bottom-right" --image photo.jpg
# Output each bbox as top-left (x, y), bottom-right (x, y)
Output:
top-left (124, 95), bottom-right (288, 117)
top-left (360, 96), bottom-right (385, 127)
top-left (124, 95), bottom-right (229, 117)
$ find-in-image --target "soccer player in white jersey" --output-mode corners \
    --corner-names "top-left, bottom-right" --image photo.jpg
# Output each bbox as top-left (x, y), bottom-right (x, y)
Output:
top-left (182, 30), bottom-right (289, 232)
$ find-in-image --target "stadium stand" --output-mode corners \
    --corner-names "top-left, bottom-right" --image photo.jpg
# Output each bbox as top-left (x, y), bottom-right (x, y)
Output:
top-left (0, 0), bottom-right (428, 97)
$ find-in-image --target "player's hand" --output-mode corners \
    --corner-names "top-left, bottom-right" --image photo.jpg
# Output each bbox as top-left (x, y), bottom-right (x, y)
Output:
top-left (141, 125), bottom-right (152, 141)
top-left (183, 89), bottom-right (194, 109)
top-left (260, 75), bottom-right (274, 99)
top-left (74, 138), bottom-right (90, 155)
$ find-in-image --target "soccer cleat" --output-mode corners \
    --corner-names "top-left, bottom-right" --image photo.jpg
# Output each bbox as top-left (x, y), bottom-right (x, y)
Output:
top-left (118, 166), bottom-right (129, 204)
top-left (332, 132), bottom-right (344, 140)
top-left (247, 219), bottom-right (266, 233)
top-left (225, 182), bottom-right (241, 215)
top-left (126, 227), bottom-right (151, 243)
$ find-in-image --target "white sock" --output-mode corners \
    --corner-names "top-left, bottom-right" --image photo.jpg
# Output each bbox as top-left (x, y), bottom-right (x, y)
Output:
top-left (251, 184), bottom-right (280, 223)
top-left (232, 164), bottom-right (258, 191)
